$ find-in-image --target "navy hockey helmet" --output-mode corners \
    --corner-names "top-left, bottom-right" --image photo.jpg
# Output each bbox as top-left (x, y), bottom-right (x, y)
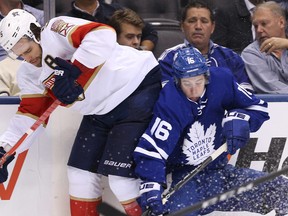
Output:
top-left (173, 47), bottom-right (209, 79)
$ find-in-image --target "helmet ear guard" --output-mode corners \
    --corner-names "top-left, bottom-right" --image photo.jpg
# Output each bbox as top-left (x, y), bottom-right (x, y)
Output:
top-left (0, 9), bottom-right (41, 58)
top-left (172, 47), bottom-right (210, 81)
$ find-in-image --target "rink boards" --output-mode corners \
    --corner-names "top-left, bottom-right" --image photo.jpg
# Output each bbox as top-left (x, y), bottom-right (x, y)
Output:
top-left (0, 96), bottom-right (287, 216)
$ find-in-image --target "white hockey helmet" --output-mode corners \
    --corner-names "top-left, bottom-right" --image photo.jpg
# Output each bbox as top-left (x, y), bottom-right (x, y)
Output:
top-left (0, 9), bottom-right (41, 54)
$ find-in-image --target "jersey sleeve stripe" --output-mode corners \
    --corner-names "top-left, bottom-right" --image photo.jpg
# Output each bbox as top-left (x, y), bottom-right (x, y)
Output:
top-left (142, 134), bottom-right (169, 160)
top-left (134, 147), bottom-right (162, 160)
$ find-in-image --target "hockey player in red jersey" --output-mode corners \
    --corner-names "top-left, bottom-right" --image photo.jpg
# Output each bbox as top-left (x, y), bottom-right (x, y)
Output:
top-left (0, 9), bottom-right (162, 216)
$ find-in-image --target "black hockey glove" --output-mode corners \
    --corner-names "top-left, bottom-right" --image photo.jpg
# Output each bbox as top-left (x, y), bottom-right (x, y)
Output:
top-left (139, 182), bottom-right (166, 215)
top-left (222, 112), bottom-right (250, 155)
top-left (0, 147), bottom-right (15, 183)
top-left (52, 57), bottom-right (83, 105)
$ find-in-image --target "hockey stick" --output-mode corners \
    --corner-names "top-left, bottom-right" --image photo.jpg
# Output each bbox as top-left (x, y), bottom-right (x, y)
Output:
top-left (0, 99), bottom-right (61, 166)
top-left (141, 143), bottom-right (228, 216)
top-left (166, 165), bottom-right (288, 216)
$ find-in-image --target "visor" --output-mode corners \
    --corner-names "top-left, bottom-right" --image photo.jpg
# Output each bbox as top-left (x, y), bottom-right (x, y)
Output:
top-left (9, 35), bottom-right (33, 60)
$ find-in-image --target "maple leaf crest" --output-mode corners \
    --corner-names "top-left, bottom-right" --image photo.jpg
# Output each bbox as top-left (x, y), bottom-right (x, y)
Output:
top-left (182, 121), bottom-right (216, 165)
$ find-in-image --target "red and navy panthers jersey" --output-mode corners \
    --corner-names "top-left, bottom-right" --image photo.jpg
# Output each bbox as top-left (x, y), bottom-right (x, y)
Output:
top-left (133, 67), bottom-right (269, 184)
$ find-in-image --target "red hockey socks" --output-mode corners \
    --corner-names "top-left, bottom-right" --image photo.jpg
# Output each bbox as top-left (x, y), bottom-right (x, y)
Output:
top-left (122, 200), bottom-right (142, 216)
top-left (70, 197), bottom-right (102, 216)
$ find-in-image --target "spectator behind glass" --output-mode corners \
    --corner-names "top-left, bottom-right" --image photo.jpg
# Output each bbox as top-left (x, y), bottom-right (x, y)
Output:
top-left (0, 0), bottom-right (44, 96)
top-left (241, 1), bottom-right (288, 93)
top-left (65, 0), bottom-right (158, 51)
top-left (159, 0), bottom-right (253, 92)
top-left (108, 8), bottom-right (145, 49)
top-left (211, 0), bottom-right (264, 54)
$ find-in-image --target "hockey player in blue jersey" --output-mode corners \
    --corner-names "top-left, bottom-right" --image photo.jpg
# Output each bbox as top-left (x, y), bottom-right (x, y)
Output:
top-left (133, 47), bottom-right (288, 216)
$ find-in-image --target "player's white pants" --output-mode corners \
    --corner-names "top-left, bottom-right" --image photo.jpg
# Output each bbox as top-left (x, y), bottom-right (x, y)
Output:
top-left (68, 166), bottom-right (103, 199)
top-left (67, 166), bottom-right (140, 202)
top-left (108, 174), bottom-right (141, 202)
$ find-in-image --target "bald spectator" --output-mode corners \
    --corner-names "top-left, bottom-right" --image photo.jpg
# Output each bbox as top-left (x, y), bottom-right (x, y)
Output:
top-left (242, 1), bottom-right (288, 93)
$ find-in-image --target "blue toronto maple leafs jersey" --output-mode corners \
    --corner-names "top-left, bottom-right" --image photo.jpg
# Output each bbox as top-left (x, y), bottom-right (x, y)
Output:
top-left (133, 67), bottom-right (269, 184)
top-left (159, 40), bottom-right (253, 92)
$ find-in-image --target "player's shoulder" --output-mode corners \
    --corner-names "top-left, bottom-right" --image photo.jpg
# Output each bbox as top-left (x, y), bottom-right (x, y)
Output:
top-left (212, 43), bottom-right (241, 59)
top-left (208, 66), bottom-right (235, 88)
top-left (158, 43), bottom-right (186, 62)
top-left (209, 66), bottom-right (234, 78)
top-left (46, 16), bottom-right (90, 28)
top-left (42, 16), bottom-right (109, 42)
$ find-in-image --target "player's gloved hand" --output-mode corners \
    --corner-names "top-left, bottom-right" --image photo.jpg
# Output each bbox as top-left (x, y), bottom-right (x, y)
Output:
top-left (52, 57), bottom-right (83, 104)
top-left (222, 112), bottom-right (250, 155)
top-left (0, 147), bottom-right (15, 183)
top-left (139, 182), bottom-right (165, 215)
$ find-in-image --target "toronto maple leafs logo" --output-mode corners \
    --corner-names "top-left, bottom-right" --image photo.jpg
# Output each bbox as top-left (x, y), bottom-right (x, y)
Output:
top-left (182, 121), bottom-right (216, 165)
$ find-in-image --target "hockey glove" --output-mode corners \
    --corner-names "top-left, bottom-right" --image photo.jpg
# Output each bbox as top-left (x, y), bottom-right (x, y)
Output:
top-left (222, 112), bottom-right (250, 155)
top-left (139, 182), bottom-right (165, 215)
top-left (52, 57), bottom-right (83, 104)
top-left (0, 147), bottom-right (15, 183)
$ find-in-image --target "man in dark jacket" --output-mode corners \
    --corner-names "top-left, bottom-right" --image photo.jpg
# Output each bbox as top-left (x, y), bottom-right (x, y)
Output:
top-left (211, 0), bottom-right (264, 54)
top-left (65, 0), bottom-right (158, 51)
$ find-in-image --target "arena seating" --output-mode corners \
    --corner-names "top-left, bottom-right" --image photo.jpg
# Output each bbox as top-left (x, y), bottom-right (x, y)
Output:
top-left (145, 18), bottom-right (184, 58)
top-left (116, 0), bottom-right (181, 20)
top-left (22, 0), bottom-right (72, 16)
top-left (22, 0), bottom-right (185, 58)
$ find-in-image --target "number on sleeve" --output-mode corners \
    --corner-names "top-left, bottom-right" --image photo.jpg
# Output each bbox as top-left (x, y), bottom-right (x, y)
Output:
top-left (150, 117), bottom-right (172, 141)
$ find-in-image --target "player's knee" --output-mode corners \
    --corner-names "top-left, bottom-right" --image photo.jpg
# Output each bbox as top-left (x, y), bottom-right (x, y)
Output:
top-left (67, 166), bottom-right (102, 199)
top-left (108, 175), bottom-right (141, 202)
